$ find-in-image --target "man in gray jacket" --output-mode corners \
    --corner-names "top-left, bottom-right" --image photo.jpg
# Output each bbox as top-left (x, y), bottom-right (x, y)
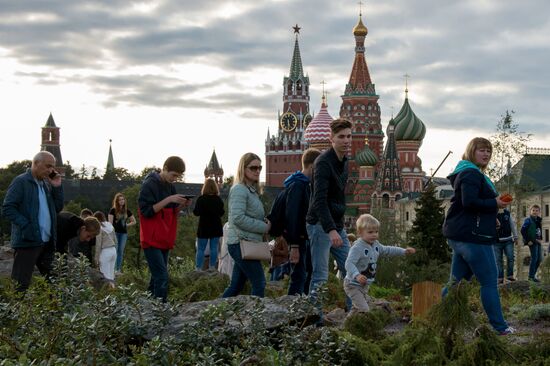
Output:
top-left (2, 151), bottom-right (64, 290)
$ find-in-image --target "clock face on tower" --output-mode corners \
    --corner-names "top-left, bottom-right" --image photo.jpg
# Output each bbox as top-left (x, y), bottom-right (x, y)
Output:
top-left (303, 113), bottom-right (312, 129)
top-left (280, 112), bottom-right (298, 132)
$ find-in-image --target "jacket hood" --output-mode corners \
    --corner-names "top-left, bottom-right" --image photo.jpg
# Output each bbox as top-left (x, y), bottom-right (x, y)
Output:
top-left (448, 160), bottom-right (497, 194)
top-left (143, 170), bottom-right (161, 184)
top-left (101, 222), bottom-right (115, 233)
top-left (283, 171), bottom-right (310, 188)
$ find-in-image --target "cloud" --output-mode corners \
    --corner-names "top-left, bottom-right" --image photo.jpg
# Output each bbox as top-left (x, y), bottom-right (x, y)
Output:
top-left (0, 0), bottom-right (549, 135)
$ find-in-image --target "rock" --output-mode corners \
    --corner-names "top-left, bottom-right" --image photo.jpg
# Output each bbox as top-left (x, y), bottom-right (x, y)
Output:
top-left (501, 280), bottom-right (550, 297)
top-left (163, 294), bottom-right (319, 338)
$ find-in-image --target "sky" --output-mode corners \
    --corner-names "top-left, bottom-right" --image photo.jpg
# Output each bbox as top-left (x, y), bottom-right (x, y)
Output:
top-left (1, 0), bottom-right (549, 183)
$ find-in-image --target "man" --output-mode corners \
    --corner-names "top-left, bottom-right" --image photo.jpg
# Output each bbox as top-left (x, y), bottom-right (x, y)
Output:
top-left (306, 119), bottom-right (352, 312)
top-left (138, 156), bottom-right (192, 302)
top-left (494, 207), bottom-right (518, 283)
top-left (2, 151), bottom-right (64, 290)
top-left (279, 148), bottom-right (321, 295)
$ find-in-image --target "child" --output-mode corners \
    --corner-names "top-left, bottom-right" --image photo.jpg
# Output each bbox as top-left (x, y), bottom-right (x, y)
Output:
top-left (93, 211), bottom-right (118, 281)
top-left (521, 204), bottom-right (543, 282)
top-left (344, 214), bottom-right (415, 313)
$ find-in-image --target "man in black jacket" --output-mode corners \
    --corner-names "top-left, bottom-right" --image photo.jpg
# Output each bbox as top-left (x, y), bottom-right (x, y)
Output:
top-left (306, 119), bottom-right (352, 311)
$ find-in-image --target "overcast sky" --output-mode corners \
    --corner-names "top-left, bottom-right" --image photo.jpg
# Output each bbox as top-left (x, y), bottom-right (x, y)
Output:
top-left (1, 0), bottom-right (549, 182)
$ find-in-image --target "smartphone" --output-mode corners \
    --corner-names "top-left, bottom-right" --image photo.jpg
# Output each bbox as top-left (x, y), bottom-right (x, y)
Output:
top-left (180, 194), bottom-right (195, 199)
top-left (49, 170), bottom-right (59, 179)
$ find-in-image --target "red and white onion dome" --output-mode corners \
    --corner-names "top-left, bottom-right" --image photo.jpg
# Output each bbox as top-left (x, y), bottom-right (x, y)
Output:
top-left (304, 95), bottom-right (333, 149)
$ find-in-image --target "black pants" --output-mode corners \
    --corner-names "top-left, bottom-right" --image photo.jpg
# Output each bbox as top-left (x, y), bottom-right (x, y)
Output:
top-left (11, 242), bottom-right (54, 291)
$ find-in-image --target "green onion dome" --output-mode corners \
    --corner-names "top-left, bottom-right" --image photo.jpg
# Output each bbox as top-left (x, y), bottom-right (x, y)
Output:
top-left (355, 140), bottom-right (378, 167)
top-left (393, 98), bottom-right (426, 141)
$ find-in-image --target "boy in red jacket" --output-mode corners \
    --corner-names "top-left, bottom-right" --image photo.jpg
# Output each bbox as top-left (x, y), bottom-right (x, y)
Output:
top-left (138, 156), bottom-right (191, 302)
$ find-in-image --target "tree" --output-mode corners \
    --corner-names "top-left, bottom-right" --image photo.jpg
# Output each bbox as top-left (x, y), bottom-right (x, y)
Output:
top-left (487, 110), bottom-right (532, 182)
top-left (408, 183), bottom-right (450, 265)
top-left (78, 164), bottom-right (88, 180)
top-left (64, 161), bottom-right (75, 179)
top-left (103, 167), bottom-right (137, 181)
top-left (0, 160), bottom-right (32, 238)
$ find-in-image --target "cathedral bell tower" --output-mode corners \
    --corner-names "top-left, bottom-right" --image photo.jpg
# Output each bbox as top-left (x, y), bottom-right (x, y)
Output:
top-left (266, 24), bottom-right (311, 187)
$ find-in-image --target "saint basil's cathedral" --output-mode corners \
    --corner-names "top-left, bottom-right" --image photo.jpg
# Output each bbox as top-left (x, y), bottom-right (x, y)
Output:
top-left (265, 13), bottom-right (427, 219)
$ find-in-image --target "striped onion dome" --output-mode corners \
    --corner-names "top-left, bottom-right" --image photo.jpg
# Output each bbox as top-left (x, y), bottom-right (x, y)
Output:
top-left (355, 140), bottom-right (378, 167)
top-left (393, 97), bottom-right (426, 141)
top-left (304, 95), bottom-right (333, 144)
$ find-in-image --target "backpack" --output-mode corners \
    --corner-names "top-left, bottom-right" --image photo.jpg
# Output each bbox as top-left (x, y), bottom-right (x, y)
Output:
top-left (496, 210), bottom-right (512, 239)
top-left (267, 187), bottom-right (288, 237)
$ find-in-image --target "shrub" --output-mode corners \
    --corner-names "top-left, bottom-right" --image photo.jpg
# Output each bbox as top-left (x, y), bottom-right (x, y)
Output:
top-left (344, 309), bottom-right (391, 341)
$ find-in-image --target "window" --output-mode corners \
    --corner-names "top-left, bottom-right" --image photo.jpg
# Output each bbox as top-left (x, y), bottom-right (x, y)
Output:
top-left (406, 211), bottom-right (409, 221)
top-left (546, 229), bottom-right (549, 242)
top-left (522, 206), bottom-right (527, 217)
top-left (546, 204), bottom-right (549, 217)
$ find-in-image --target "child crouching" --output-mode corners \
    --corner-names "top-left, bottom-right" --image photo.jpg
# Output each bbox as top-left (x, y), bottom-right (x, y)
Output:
top-left (344, 214), bottom-right (415, 313)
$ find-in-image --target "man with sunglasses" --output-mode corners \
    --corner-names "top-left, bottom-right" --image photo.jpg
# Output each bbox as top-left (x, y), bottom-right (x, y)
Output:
top-left (306, 119), bottom-right (353, 320)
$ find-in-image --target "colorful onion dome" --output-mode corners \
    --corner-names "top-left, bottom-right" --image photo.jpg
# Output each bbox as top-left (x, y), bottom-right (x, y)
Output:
top-left (393, 97), bottom-right (426, 141)
top-left (355, 142), bottom-right (378, 167)
top-left (353, 15), bottom-right (368, 36)
top-left (304, 95), bottom-right (333, 144)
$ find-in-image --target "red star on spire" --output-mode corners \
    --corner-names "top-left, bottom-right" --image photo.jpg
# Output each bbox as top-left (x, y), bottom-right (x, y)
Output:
top-left (293, 24), bottom-right (301, 34)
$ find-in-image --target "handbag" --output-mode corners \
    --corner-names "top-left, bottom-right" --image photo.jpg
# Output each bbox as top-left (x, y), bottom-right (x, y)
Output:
top-left (240, 239), bottom-right (271, 261)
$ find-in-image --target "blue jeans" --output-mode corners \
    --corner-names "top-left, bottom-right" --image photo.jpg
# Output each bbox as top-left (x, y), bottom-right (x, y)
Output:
top-left (196, 237), bottom-right (220, 270)
top-left (443, 239), bottom-right (508, 332)
top-left (143, 247), bottom-right (170, 302)
top-left (270, 262), bottom-right (290, 281)
top-left (306, 223), bottom-right (351, 310)
top-left (115, 232), bottom-right (128, 271)
top-left (493, 240), bottom-right (515, 279)
top-left (528, 242), bottom-right (542, 279)
top-left (288, 241), bottom-right (310, 295)
top-left (222, 243), bottom-right (266, 298)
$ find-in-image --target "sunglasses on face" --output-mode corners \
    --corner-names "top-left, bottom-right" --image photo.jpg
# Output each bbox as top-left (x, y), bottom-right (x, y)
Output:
top-left (247, 165), bottom-right (262, 172)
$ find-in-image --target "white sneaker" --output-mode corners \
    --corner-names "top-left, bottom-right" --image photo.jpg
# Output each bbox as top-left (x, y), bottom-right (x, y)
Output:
top-left (499, 326), bottom-right (516, 335)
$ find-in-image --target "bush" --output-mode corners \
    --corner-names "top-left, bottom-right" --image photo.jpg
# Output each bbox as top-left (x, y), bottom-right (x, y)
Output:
top-left (344, 309), bottom-right (392, 341)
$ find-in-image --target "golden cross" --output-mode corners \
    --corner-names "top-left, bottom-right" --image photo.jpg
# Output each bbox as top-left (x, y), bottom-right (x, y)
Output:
top-left (358, 1), bottom-right (364, 16)
top-left (320, 80), bottom-right (327, 96)
top-left (403, 73), bottom-right (410, 97)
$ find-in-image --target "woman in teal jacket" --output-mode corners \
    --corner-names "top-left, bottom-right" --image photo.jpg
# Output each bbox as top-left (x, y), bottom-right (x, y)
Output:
top-left (222, 153), bottom-right (271, 298)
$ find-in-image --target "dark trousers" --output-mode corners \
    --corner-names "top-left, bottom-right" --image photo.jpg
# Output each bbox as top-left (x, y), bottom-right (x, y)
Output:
top-left (528, 242), bottom-right (542, 279)
top-left (143, 247), bottom-right (170, 302)
top-left (288, 241), bottom-right (310, 295)
top-left (222, 243), bottom-right (266, 298)
top-left (11, 243), bottom-right (54, 291)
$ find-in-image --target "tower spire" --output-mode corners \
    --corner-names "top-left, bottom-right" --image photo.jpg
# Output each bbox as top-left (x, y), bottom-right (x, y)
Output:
top-left (289, 24), bottom-right (304, 80)
top-left (106, 139), bottom-right (114, 171)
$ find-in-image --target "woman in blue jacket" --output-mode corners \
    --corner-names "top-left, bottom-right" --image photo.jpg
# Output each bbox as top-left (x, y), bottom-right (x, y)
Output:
top-left (442, 137), bottom-right (514, 335)
top-left (222, 153), bottom-right (271, 298)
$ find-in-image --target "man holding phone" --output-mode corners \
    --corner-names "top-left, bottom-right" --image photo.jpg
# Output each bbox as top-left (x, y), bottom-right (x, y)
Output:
top-left (2, 151), bottom-right (64, 291)
top-left (138, 156), bottom-right (192, 302)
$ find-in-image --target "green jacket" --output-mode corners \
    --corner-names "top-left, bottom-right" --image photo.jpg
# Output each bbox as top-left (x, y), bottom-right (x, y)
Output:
top-left (226, 183), bottom-right (268, 245)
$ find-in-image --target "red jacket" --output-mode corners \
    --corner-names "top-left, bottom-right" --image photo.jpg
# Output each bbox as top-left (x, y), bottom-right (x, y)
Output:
top-left (139, 207), bottom-right (178, 250)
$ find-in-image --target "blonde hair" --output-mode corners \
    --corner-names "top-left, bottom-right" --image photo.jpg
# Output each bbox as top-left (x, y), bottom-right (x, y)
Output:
top-left (234, 152), bottom-right (262, 192)
top-left (356, 214), bottom-right (380, 232)
top-left (462, 137), bottom-right (492, 171)
top-left (201, 178), bottom-right (219, 195)
top-left (82, 216), bottom-right (101, 236)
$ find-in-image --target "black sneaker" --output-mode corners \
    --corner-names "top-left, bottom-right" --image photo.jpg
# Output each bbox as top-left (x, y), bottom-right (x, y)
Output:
top-left (528, 277), bottom-right (541, 283)
top-left (507, 277), bottom-right (516, 282)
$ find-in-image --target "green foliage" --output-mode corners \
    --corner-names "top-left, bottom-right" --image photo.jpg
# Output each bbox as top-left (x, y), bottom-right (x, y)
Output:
top-left (540, 255), bottom-right (550, 284)
top-left (429, 280), bottom-right (476, 339)
top-left (344, 309), bottom-right (392, 341)
top-left (62, 200), bottom-right (83, 215)
top-left (518, 303), bottom-right (550, 321)
top-left (384, 320), bottom-right (447, 366)
top-left (0, 160), bottom-right (32, 238)
top-left (487, 110), bottom-right (532, 182)
top-left (454, 325), bottom-right (515, 366)
top-left (408, 183), bottom-right (450, 265)
top-left (368, 284), bottom-right (401, 299)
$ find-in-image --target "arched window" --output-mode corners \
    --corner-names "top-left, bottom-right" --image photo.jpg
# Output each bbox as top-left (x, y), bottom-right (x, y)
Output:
top-left (382, 194), bottom-right (390, 208)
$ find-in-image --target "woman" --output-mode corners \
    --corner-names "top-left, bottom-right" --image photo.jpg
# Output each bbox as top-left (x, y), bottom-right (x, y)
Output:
top-left (222, 153), bottom-right (271, 298)
top-left (194, 178), bottom-right (225, 270)
top-left (442, 137), bottom-right (514, 335)
top-left (93, 211), bottom-right (118, 281)
top-left (109, 193), bottom-right (136, 272)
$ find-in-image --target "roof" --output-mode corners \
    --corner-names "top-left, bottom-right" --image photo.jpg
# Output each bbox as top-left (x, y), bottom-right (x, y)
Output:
top-left (393, 97), bottom-right (426, 141)
top-left (45, 113), bottom-right (57, 127)
top-left (510, 154), bottom-right (550, 191)
top-left (304, 97), bottom-right (332, 143)
top-left (289, 37), bottom-right (304, 80)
